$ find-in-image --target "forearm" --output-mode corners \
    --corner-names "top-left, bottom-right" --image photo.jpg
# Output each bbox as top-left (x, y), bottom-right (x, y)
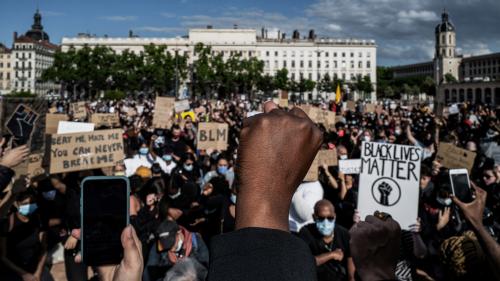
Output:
top-left (412, 233), bottom-right (427, 259)
top-left (315, 252), bottom-right (334, 266)
top-left (471, 222), bottom-right (500, 278)
top-left (339, 181), bottom-right (347, 201)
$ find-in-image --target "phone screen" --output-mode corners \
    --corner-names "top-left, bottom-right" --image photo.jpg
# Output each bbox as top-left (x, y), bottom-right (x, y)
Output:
top-left (451, 173), bottom-right (472, 203)
top-left (81, 177), bottom-right (129, 266)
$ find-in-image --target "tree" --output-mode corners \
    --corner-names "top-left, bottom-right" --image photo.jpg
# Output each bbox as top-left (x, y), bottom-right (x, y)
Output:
top-left (192, 43), bottom-right (216, 98)
top-left (258, 74), bottom-right (275, 96)
top-left (274, 68), bottom-right (290, 91)
top-left (420, 76), bottom-right (436, 96)
top-left (318, 73), bottom-right (334, 93)
top-left (445, 73), bottom-right (457, 83)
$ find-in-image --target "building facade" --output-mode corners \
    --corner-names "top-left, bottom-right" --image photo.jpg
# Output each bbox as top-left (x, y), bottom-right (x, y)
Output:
top-left (0, 44), bottom-right (12, 95)
top-left (390, 10), bottom-right (500, 107)
top-left (61, 28), bottom-right (377, 101)
top-left (7, 10), bottom-right (58, 95)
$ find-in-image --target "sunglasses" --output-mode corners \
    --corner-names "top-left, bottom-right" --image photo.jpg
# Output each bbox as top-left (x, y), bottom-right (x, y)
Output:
top-left (315, 216), bottom-right (335, 222)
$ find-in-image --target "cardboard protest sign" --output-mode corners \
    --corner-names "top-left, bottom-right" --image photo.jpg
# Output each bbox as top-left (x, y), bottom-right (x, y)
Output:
top-left (279, 91), bottom-right (289, 108)
top-left (12, 153), bottom-right (46, 179)
top-left (57, 121), bottom-right (95, 134)
top-left (436, 143), bottom-right (476, 172)
top-left (49, 129), bottom-right (124, 174)
top-left (45, 114), bottom-right (69, 134)
top-left (174, 100), bottom-right (190, 113)
top-left (304, 155), bottom-right (319, 182)
top-left (49, 107), bottom-right (57, 113)
top-left (300, 106), bottom-right (336, 127)
top-left (346, 101), bottom-right (356, 111)
top-left (5, 104), bottom-right (40, 147)
top-left (196, 123), bottom-right (229, 151)
top-left (152, 97), bottom-right (175, 129)
top-left (365, 104), bottom-right (376, 113)
top-left (71, 102), bottom-right (87, 120)
top-left (91, 113), bottom-right (120, 128)
top-left (358, 142), bottom-right (422, 229)
top-left (317, 150), bottom-right (338, 167)
top-left (339, 159), bottom-right (362, 174)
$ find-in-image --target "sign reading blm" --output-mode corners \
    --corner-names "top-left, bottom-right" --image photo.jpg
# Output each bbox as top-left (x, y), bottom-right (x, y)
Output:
top-left (358, 142), bottom-right (422, 230)
top-left (49, 129), bottom-right (124, 174)
top-left (197, 123), bottom-right (229, 151)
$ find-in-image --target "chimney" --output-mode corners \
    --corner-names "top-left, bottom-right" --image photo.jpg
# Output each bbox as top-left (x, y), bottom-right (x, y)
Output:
top-left (265, 29), bottom-right (268, 39)
top-left (207, 25), bottom-right (213, 29)
top-left (293, 30), bottom-right (300, 39)
top-left (233, 24), bottom-right (238, 29)
top-left (261, 27), bottom-right (265, 38)
top-left (308, 29), bottom-right (315, 40)
top-left (129, 30), bottom-right (133, 38)
top-left (282, 33), bottom-right (286, 40)
top-left (278, 30), bottom-right (281, 40)
top-left (13, 31), bottom-right (18, 42)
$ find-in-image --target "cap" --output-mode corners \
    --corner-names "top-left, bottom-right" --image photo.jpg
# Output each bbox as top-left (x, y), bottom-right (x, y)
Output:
top-left (156, 221), bottom-right (180, 251)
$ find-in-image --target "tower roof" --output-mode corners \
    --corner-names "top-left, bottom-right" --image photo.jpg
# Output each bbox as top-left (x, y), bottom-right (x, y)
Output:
top-left (435, 10), bottom-right (455, 33)
top-left (24, 9), bottom-right (50, 42)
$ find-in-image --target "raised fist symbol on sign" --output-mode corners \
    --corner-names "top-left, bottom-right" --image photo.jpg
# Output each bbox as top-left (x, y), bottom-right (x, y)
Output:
top-left (378, 181), bottom-right (392, 206)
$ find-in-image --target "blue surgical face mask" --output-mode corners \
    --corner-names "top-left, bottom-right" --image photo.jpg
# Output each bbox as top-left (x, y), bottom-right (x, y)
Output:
top-left (217, 166), bottom-right (228, 175)
top-left (42, 190), bottom-right (57, 201)
top-left (437, 197), bottom-right (452, 206)
top-left (230, 194), bottom-right (237, 204)
top-left (316, 218), bottom-right (335, 236)
top-left (162, 155), bottom-right (173, 162)
top-left (139, 147), bottom-right (149, 155)
top-left (19, 203), bottom-right (38, 216)
top-left (183, 164), bottom-right (193, 172)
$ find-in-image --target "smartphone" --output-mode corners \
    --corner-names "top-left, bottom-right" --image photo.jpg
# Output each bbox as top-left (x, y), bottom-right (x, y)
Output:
top-left (81, 176), bottom-right (130, 266)
top-left (449, 169), bottom-right (473, 204)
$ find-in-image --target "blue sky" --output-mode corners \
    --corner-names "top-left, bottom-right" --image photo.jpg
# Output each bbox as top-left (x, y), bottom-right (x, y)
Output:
top-left (1, 0), bottom-right (499, 66)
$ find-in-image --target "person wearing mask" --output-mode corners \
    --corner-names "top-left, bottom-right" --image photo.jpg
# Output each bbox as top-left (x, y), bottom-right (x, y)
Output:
top-left (159, 152), bottom-right (177, 175)
top-left (0, 190), bottom-right (53, 281)
top-left (166, 125), bottom-right (188, 162)
top-left (175, 153), bottom-right (200, 186)
top-left (299, 199), bottom-right (355, 281)
top-left (202, 157), bottom-right (233, 192)
top-left (124, 142), bottom-right (156, 177)
top-left (144, 220), bottom-right (208, 281)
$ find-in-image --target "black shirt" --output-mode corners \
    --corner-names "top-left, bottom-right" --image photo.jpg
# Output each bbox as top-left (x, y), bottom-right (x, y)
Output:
top-left (299, 224), bottom-right (351, 281)
top-left (208, 227), bottom-right (317, 281)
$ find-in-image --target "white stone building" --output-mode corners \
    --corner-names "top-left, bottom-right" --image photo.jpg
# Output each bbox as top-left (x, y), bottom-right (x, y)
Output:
top-left (9, 10), bottom-right (58, 95)
top-left (0, 44), bottom-right (12, 95)
top-left (61, 28), bottom-right (377, 101)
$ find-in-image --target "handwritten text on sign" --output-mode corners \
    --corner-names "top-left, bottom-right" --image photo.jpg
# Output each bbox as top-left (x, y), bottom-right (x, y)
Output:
top-left (91, 113), bottom-right (120, 128)
top-left (358, 142), bottom-right (422, 230)
top-left (49, 129), bottom-right (124, 174)
top-left (153, 97), bottom-right (175, 129)
top-left (196, 123), bottom-right (229, 151)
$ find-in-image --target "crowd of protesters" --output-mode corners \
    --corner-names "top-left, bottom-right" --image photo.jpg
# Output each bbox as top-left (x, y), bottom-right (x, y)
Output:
top-left (0, 93), bottom-right (499, 281)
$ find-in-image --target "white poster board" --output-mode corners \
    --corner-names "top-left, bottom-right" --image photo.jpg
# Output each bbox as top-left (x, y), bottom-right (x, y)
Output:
top-left (339, 159), bottom-right (362, 174)
top-left (175, 100), bottom-right (190, 112)
top-left (57, 121), bottom-right (95, 134)
top-left (358, 142), bottom-right (422, 230)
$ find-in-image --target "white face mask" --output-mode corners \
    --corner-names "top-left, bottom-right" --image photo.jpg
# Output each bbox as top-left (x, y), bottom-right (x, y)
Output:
top-left (339, 155), bottom-right (348, 160)
top-left (363, 136), bottom-right (371, 142)
top-left (175, 238), bottom-right (184, 252)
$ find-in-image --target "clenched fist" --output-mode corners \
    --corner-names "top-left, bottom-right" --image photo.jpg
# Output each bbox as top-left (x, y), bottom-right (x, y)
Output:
top-left (235, 102), bottom-right (323, 231)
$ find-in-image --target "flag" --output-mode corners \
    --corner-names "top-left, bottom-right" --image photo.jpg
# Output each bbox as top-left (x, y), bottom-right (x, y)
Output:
top-left (335, 84), bottom-right (342, 104)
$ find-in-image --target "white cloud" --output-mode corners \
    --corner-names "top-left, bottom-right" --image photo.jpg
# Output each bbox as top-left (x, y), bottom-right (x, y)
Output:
top-left (101, 16), bottom-right (137, 22)
top-left (397, 10), bottom-right (438, 24)
top-left (160, 12), bottom-right (176, 18)
top-left (326, 24), bottom-right (342, 32)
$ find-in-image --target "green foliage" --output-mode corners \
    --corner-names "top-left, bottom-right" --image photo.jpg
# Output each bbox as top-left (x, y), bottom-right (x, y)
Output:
top-left (8, 90), bottom-right (36, 98)
top-left (274, 68), bottom-right (290, 91)
top-left (103, 90), bottom-right (126, 100)
top-left (445, 73), bottom-right (457, 83)
top-left (377, 66), bottom-right (436, 99)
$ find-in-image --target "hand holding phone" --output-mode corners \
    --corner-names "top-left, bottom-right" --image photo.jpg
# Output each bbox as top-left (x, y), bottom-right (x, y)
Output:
top-left (81, 176), bottom-right (130, 266)
top-left (449, 169), bottom-right (473, 204)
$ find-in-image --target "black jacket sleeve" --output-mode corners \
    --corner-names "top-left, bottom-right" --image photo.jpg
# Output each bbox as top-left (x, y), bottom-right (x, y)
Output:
top-left (0, 164), bottom-right (14, 193)
top-left (207, 227), bottom-right (317, 281)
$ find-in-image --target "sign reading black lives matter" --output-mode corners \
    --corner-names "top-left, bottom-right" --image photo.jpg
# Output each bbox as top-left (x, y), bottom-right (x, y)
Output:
top-left (358, 142), bottom-right (422, 229)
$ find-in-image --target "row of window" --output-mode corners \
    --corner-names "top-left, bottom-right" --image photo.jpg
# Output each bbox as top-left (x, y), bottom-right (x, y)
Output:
top-left (271, 71), bottom-right (369, 82)
top-left (264, 60), bottom-right (371, 69)
top-left (0, 62), bottom-right (11, 68)
top-left (466, 59), bottom-right (500, 68)
top-left (0, 72), bottom-right (11, 79)
top-left (444, 88), bottom-right (500, 104)
top-left (465, 67), bottom-right (500, 76)
top-left (265, 50), bottom-right (371, 58)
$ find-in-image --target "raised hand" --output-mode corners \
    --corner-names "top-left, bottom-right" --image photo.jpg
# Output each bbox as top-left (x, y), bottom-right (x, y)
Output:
top-left (378, 182), bottom-right (392, 206)
top-left (436, 207), bottom-right (451, 231)
top-left (0, 145), bottom-right (29, 169)
top-left (236, 101), bottom-right (323, 231)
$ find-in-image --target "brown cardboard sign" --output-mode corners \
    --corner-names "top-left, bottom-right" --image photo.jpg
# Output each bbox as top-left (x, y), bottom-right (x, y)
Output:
top-left (346, 101), bottom-right (356, 111)
top-left (436, 143), bottom-right (476, 172)
top-left (317, 149), bottom-right (338, 166)
top-left (304, 153), bottom-right (319, 182)
top-left (196, 122), bottom-right (229, 151)
top-left (152, 97), bottom-right (175, 129)
top-left (12, 153), bottom-right (46, 179)
top-left (365, 104), bottom-right (376, 113)
top-left (71, 102), bottom-right (87, 120)
top-left (45, 114), bottom-right (69, 134)
top-left (49, 129), bottom-right (124, 174)
top-left (300, 106), bottom-right (336, 127)
top-left (91, 113), bottom-right (120, 128)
